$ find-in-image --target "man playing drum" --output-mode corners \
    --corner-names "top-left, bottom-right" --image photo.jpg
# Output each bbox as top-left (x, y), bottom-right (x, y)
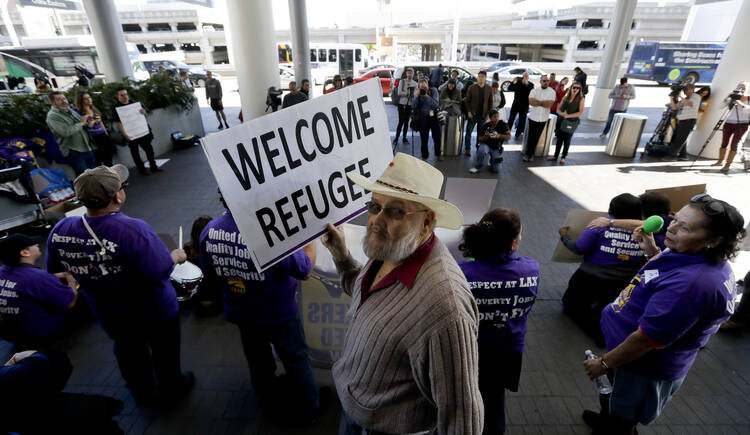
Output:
top-left (199, 191), bottom-right (323, 425)
top-left (46, 165), bottom-right (194, 407)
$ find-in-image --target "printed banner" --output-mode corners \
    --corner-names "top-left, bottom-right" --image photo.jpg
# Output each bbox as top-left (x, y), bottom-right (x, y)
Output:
top-left (201, 80), bottom-right (393, 272)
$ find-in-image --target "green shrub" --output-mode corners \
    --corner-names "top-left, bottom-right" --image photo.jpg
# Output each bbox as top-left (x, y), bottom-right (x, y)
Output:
top-left (0, 75), bottom-right (196, 139)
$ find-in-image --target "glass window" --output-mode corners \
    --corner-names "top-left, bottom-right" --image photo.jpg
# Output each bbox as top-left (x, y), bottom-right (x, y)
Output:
top-left (310, 49), bottom-right (317, 62)
top-left (509, 68), bottom-right (526, 75)
top-left (329, 49), bottom-right (337, 62)
top-left (319, 49), bottom-right (327, 62)
top-left (355, 49), bottom-right (362, 62)
top-left (376, 71), bottom-right (391, 79)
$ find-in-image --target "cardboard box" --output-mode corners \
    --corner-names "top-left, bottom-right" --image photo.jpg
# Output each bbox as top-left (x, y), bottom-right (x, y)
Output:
top-left (551, 209), bottom-right (608, 263)
top-left (645, 184), bottom-right (706, 214)
top-left (46, 201), bottom-right (85, 217)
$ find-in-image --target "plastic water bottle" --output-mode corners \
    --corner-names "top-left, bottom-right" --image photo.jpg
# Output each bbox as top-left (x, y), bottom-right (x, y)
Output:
top-left (585, 349), bottom-right (613, 394)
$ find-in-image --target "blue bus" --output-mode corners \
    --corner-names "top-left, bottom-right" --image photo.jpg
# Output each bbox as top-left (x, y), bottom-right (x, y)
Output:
top-left (625, 41), bottom-right (726, 85)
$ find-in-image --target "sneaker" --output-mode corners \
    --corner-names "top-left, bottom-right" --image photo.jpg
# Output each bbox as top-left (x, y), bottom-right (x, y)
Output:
top-left (560, 158), bottom-right (566, 165)
top-left (522, 156), bottom-right (530, 162)
top-left (152, 166), bottom-right (164, 172)
top-left (464, 149), bottom-right (471, 156)
top-left (529, 156), bottom-right (534, 162)
top-left (469, 167), bottom-right (479, 174)
top-left (547, 156), bottom-right (557, 161)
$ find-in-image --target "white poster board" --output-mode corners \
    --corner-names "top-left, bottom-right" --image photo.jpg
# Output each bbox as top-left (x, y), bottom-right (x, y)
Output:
top-left (115, 102), bottom-right (149, 140)
top-left (551, 209), bottom-right (608, 263)
top-left (201, 80), bottom-right (393, 272)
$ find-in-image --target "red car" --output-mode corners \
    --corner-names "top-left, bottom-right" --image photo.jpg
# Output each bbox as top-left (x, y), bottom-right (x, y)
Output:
top-left (353, 68), bottom-right (395, 96)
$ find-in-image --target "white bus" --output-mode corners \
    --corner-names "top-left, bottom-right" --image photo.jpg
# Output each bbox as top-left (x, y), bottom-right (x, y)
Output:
top-left (278, 42), bottom-right (369, 84)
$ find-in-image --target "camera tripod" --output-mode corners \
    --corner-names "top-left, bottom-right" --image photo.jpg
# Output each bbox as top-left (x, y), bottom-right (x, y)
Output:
top-left (642, 102), bottom-right (677, 156)
top-left (689, 107), bottom-right (730, 168)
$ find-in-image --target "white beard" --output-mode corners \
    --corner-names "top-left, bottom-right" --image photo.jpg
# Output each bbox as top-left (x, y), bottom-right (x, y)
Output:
top-left (362, 224), bottom-right (422, 263)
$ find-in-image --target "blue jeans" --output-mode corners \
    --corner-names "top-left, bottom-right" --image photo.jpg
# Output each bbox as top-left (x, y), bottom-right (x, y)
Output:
top-left (464, 115), bottom-right (481, 150)
top-left (602, 109), bottom-right (626, 135)
top-left (474, 143), bottom-right (503, 172)
top-left (236, 317), bottom-right (319, 417)
top-left (609, 366), bottom-right (684, 425)
top-left (66, 150), bottom-right (97, 176)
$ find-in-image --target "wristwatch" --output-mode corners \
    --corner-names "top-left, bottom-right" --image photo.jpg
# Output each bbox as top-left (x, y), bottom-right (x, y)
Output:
top-left (608, 219), bottom-right (615, 229)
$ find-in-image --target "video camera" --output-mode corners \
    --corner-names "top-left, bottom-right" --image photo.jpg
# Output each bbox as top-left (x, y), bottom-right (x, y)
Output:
top-left (669, 81), bottom-right (685, 98)
top-left (266, 87), bottom-right (283, 112)
top-left (729, 88), bottom-right (744, 105)
top-left (74, 64), bottom-right (95, 79)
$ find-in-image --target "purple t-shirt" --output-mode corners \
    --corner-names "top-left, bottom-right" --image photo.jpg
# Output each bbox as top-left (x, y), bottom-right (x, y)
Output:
top-left (576, 222), bottom-right (646, 267)
top-left (459, 254), bottom-right (539, 352)
top-left (199, 212), bottom-right (311, 326)
top-left (600, 249), bottom-right (734, 380)
top-left (46, 212), bottom-right (178, 333)
top-left (0, 264), bottom-right (74, 343)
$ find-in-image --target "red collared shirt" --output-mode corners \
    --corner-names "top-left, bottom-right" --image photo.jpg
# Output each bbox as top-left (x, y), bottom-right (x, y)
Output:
top-left (359, 233), bottom-right (437, 307)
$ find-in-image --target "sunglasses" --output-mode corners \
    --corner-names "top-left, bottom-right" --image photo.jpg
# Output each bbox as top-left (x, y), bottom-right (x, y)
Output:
top-left (365, 201), bottom-right (429, 220)
top-left (572, 87), bottom-right (581, 90)
top-left (690, 194), bottom-right (725, 216)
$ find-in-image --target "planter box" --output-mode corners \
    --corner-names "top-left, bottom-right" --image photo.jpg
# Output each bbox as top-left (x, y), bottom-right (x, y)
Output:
top-left (113, 101), bottom-right (205, 169)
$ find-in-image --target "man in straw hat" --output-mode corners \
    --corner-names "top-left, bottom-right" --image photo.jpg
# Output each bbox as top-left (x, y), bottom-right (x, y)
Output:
top-left (46, 165), bottom-right (194, 408)
top-left (322, 152), bottom-right (483, 434)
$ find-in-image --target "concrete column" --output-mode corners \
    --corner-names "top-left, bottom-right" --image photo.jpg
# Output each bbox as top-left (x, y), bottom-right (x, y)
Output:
top-left (82, 0), bottom-right (133, 81)
top-left (139, 23), bottom-right (148, 32)
top-left (1, 1), bottom-right (20, 46)
top-left (451, 12), bottom-right (460, 62)
top-left (564, 35), bottom-right (577, 63)
top-left (170, 22), bottom-right (178, 32)
top-left (199, 36), bottom-right (214, 65)
top-left (687, 0), bottom-right (750, 157)
top-left (225, 0), bottom-right (279, 121)
top-left (587, 0), bottom-right (637, 121)
top-left (288, 0), bottom-right (311, 86)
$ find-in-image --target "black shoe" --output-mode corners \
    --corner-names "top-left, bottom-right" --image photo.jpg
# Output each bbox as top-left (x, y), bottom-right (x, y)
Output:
top-left (403, 137), bottom-right (409, 144)
top-left (582, 409), bottom-right (603, 429)
top-left (393, 138), bottom-right (398, 145)
top-left (161, 371), bottom-right (195, 404)
top-left (132, 389), bottom-right (159, 408)
top-left (218, 124), bottom-right (224, 130)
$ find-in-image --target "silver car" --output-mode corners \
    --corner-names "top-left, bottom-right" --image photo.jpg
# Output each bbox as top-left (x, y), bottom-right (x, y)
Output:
top-left (487, 65), bottom-right (547, 92)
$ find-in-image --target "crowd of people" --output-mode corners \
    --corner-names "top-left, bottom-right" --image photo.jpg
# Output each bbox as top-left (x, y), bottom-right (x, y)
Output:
top-left (0, 149), bottom-right (746, 434)
top-left (388, 65), bottom-right (746, 173)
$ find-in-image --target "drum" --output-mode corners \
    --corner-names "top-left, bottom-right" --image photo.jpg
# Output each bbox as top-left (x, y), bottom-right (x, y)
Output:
top-left (170, 261), bottom-right (203, 302)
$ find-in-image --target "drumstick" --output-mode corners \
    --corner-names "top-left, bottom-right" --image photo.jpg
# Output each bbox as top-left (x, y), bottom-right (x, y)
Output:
top-left (179, 225), bottom-right (183, 248)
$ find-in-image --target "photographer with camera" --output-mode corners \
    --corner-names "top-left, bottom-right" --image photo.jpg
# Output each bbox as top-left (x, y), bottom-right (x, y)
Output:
top-left (507, 72), bottom-right (534, 139)
top-left (469, 109), bottom-right (510, 174)
top-left (668, 83), bottom-right (701, 159)
top-left (411, 78), bottom-right (442, 161)
top-left (712, 82), bottom-right (749, 172)
top-left (394, 68), bottom-right (417, 145)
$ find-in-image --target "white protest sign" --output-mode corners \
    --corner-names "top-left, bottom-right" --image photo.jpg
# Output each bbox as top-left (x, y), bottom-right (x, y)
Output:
top-left (201, 79), bottom-right (393, 272)
top-left (115, 102), bottom-right (149, 140)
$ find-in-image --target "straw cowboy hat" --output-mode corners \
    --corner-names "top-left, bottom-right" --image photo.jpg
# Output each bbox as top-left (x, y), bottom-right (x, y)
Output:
top-left (347, 152), bottom-right (463, 229)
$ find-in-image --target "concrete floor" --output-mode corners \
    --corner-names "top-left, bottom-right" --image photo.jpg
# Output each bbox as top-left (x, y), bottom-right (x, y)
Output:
top-left (2, 83), bottom-right (748, 434)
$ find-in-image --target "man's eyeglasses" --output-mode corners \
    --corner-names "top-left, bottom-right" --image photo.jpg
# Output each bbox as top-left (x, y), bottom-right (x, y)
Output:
top-left (690, 194), bottom-right (725, 216)
top-left (365, 201), bottom-right (429, 220)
